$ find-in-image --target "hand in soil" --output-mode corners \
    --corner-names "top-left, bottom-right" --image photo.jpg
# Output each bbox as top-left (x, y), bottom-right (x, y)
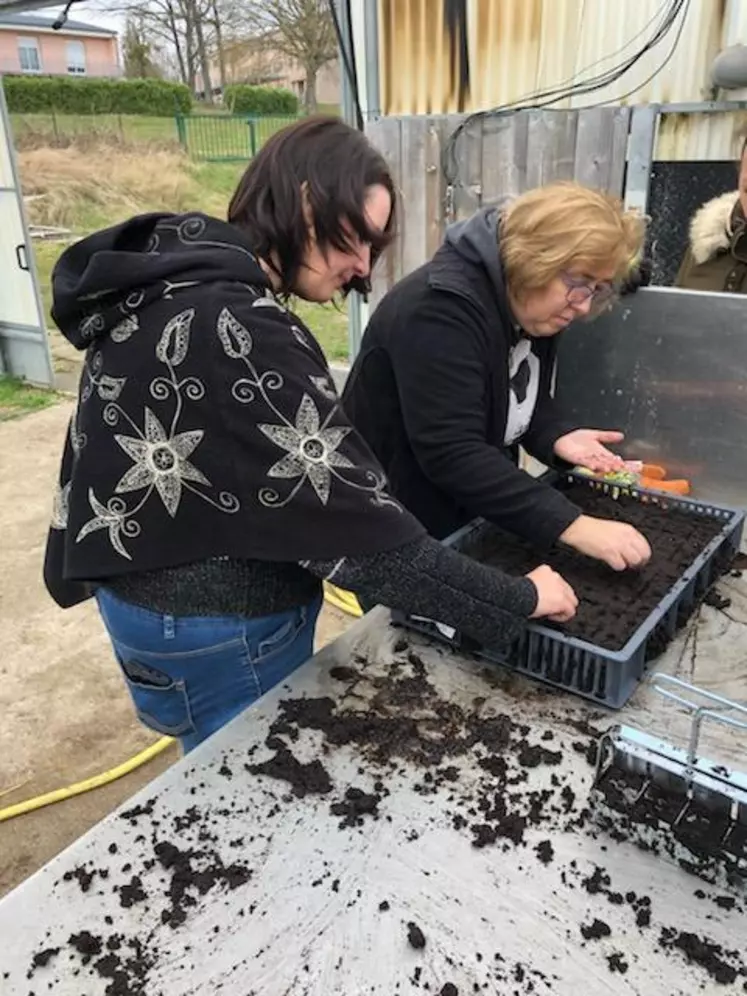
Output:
top-left (553, 428), bottom-right (626, 473)
top-left (526, 565), bottom-right (578, 622)
top-left (472, 486), bottom-right (725, 650)
top-left (559, 514), bottom-right (651, 571)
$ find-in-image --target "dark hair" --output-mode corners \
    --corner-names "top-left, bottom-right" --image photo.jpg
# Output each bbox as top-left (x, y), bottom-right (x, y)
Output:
top-left (228, 116), bottom-right (396, 297)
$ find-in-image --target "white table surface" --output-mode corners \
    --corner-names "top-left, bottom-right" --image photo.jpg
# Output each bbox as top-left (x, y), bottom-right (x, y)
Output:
top-left (1, 572), bottom-right (746, 996)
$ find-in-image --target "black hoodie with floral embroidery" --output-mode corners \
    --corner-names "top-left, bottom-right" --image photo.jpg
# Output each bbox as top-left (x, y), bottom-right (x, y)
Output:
top-left (44, 212), bottom-right (422, 607)
top-left (44, 211), bottom-right (538, 649)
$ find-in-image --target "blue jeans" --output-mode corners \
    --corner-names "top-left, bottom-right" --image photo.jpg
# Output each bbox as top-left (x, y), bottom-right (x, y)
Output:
top-left (95, 588), bottom-right (321, 753)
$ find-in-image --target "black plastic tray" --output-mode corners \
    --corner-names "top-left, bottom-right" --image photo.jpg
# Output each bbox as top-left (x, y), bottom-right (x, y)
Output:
top-left (396, 473), bottom-right (745, 709)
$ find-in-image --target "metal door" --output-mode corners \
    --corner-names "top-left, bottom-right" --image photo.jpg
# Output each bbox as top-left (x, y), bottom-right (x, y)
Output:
top-left (0, 78), bottom-right (54, 386)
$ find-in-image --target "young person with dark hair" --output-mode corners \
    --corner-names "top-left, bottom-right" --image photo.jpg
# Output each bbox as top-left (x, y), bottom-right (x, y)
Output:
top-left (44, 117), bottom-right (576, 752)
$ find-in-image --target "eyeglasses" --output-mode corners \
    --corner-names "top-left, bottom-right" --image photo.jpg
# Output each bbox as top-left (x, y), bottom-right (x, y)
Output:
top-left (560, 271), bottom-right (616, 309)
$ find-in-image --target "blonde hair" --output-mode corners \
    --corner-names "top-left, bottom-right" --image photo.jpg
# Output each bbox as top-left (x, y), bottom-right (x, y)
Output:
top-left (500, 181), bottom-right (646, 299)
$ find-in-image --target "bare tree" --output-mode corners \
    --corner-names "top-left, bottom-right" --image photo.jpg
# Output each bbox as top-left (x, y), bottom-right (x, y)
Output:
top-left (92, 0), bottom-right (336, 105)
top-left (94, 0), bottom-right (217, 96)
top-left (209, 0), bottom-right (227, 91)
top-left (242, 0), bottom-right (338, 112)
top-left (122, 14), bottom-right (163, 78)
top-left (188, 0), bottom-right (214, 99)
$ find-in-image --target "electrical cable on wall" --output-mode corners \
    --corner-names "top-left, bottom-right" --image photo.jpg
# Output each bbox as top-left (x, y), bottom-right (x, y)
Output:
top-left (441, 0), bottom-right (691, 187)
top-left (328, 0), bottom-right (364, 131)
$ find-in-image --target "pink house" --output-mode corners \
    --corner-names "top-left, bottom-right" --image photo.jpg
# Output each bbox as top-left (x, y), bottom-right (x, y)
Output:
top-left (0, 12), bottom-right (120, 78)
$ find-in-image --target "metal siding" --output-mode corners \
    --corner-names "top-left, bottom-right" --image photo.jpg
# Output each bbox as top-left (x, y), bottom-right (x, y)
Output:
top-left (656, 110), bottom-right (747, 160)
top-left (373, 0), bottom-right (745, 157)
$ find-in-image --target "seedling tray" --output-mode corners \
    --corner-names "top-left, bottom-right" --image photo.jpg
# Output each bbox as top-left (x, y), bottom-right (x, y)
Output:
top-left (396, 473), bottom-right (744, 709)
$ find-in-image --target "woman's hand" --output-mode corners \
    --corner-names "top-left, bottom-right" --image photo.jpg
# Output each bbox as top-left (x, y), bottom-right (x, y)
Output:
top-left (559, 515), bottom-right (651, 571)
top-left (553, 428), bottom-right (626, 473)
top-left (526, 565), bottom-right (578, 622)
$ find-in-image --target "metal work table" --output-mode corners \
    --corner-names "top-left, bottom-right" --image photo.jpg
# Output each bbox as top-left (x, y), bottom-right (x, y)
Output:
top-left (1, 576), bottom-right (745, 995)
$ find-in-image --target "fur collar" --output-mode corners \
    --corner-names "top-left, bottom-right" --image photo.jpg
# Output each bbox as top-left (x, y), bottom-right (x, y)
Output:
top-left (688, 191), bottom-right (741, 265)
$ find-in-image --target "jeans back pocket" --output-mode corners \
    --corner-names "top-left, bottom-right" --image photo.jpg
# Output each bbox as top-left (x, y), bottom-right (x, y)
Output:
top-left (117, 655), bottom-right (195, 738)
top-left (255, 605), bottom-right (308, 662)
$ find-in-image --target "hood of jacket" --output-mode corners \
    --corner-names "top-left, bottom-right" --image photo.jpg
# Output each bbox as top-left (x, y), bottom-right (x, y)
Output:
top-left (443, 206), bottom-right (505, 293)
top-left (439, 206), bottom-right (519, 340)
top-left (52, 212), bottom-right (270, 350)
top-left (688, 191), bottom-right (744, 265)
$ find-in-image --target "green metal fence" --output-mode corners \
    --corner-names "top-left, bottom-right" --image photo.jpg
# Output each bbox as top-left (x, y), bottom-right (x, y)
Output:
top-left (175, 113), bottom-right (300, 162)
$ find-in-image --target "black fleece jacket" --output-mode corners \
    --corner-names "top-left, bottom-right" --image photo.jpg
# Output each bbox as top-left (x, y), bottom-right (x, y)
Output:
top-left (343, 208), bottom-right (584, 548)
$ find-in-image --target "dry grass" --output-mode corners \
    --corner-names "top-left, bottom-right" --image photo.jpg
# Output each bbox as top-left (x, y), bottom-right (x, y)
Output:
top-left (19, 140), bottom-right (199, 230)
top-left (18, 135), bottom-right (349, 363)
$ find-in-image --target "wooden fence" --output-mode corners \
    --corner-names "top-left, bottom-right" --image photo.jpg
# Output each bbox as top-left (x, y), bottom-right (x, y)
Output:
top-left (366, 108), bottom-right (631, 309)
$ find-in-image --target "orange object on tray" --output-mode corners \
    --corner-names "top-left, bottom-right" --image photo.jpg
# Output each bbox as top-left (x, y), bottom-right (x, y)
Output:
top-left (639, 463), bottom-right (690, 495)
top-left (574, 461), bottom-right (691, 495)
top-left (640, 464), bottom-right (666, 480)
top-left (639, 476), bottom-right (691, 495)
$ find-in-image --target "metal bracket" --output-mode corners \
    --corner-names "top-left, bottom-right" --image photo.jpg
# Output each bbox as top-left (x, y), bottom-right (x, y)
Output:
top-left (624, 104), bottom-right (659, 216)
top-left (650, 674), bottom-right (747, 779)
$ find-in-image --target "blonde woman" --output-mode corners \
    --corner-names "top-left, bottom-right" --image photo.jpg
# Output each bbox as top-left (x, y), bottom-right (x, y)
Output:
top-left (343, 181), bottom-right (652, 572)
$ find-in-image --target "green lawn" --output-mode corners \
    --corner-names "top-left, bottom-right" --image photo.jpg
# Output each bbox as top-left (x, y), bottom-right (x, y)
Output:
top-left (0, 375), bottom-right (57, 420)
top-left (12, 111), bottom-right (303, 162)
top-left (12, 112), bottom-right (181, 145)
top-left (181, 113), bottom-right (299, 160)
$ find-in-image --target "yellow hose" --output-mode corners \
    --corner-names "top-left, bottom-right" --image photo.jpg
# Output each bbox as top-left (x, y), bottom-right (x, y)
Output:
top-left (1, 588), bottom-right (362, 825)
top-left (323, 581), bottom-right (363, 618)
top-left (0, 736), bottom-right (174, 824)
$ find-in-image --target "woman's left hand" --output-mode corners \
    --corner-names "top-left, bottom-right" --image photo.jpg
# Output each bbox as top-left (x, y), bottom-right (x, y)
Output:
top-left (553, 428), bottom-right (626, 473)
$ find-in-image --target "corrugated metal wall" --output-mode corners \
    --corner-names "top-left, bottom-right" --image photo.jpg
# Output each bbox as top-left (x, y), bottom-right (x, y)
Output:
top-left (377, 0), bottom-right (747, 158)
top-left (657, 109), bottom-right (747, 160)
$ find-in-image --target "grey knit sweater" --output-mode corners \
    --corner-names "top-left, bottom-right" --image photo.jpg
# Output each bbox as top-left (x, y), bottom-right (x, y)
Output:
top-left (106, 534), bottom-right (537, 649)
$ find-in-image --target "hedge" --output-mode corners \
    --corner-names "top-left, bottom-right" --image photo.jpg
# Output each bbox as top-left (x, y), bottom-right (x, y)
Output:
top-left (2, 76), bottom-right (192, 115)
top-left (223, 84), bottom-right (299, 116)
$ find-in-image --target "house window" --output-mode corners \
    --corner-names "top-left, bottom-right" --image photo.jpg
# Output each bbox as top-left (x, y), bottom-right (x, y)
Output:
top-left (18, 37), bottom-right (41, 73)
top-left (66, 40), bottom-right (86, 75)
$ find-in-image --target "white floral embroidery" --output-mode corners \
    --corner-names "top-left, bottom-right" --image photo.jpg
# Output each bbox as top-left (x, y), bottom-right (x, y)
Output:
top-left (81, 351), bottom-right (127, 403)
top-left (76, 489), bottom-right (138, 561)
top-left (291, 325), bottom-right (313, 350)
top-left (309, 375), bottom-right (337, 401)
top-left (51, 481), bottom-right (71, 530)
top-left (162, 280), bottom-right (200, 300)
top-left (71, 305), bottom-right (240, 561)
top-left (123, 290), bottom-right (145, 312)
top-left (156, 215), bottom-right (256, 263)
top-left (156, 308), bottom-right (193, 366)
top-left (69, 412), bottom-right (86, 455)
top-left (78, 288), bottom-right (117, 303)
top-left (258, 394), bottom-right (353, 506)
top-left (80, 352), bottom-right (127, 401)
top-left (214, 307), bottom-right (405, 515)
top-left (111, 315), bottom-right (139, 343)
top-left (177, 216), bottom-right (207, 240)
top-left (79, 313), bottom-right (105, 340)
top-left (216, 307), bottom-right (282, 405)
top-left (217, 307), bottom-right (252, 358)
top-left (252, 295), bottom-right (286, 312)
top-left (115, 408), bottom-right (210, 518)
